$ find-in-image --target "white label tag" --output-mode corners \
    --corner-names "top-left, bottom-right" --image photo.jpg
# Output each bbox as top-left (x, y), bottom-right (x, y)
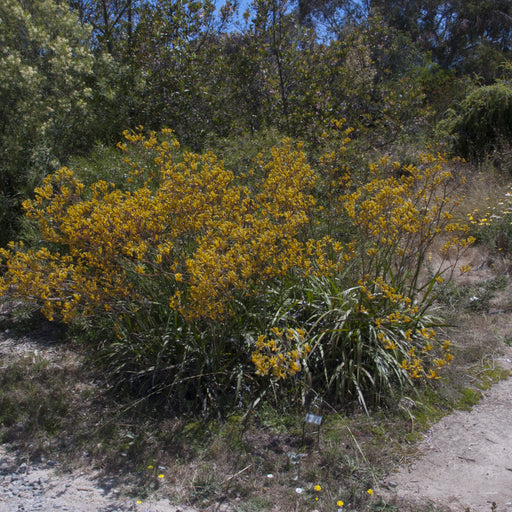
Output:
top-left (305, 413), bottom-right (322, 425)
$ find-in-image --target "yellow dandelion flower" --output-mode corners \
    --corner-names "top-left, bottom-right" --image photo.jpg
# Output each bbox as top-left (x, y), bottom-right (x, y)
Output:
top-left (314, 485), bottom-right (322, 491)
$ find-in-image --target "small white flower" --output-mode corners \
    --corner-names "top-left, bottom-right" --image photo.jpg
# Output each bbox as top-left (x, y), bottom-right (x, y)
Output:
top-left (266, 474), bottom-right (274, 479)
top-left (295, 487), bottom-right (303, 494)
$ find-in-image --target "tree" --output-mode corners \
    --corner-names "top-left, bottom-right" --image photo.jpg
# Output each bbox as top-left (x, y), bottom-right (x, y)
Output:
top-left (296, 0), bottom-right (361, 31)
top-left (69, 0), bottom-right (142, 56)
top-left (128, 0), bottom-right (237, 147)
top-left (439, 80), bottom-right (512, 160)
top-left (368, 0), bottom-right (512, 75)
top-left (0, 0), bottom-right (121, 245)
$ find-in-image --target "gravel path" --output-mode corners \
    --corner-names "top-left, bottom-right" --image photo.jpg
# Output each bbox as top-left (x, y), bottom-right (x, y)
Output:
top-left (380, 350), bottom-right (512, 512)
top-left (0, 446), bottom-right (199, 512)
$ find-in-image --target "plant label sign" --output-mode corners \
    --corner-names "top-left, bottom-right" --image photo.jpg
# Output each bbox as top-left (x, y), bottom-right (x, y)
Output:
top-left (305, 413), bottom-right (322, 425)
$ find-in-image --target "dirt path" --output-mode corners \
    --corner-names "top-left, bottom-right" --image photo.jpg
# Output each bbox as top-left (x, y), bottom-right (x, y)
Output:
top-left (0, 446), bottom-right (196, 512)
top-left (380, 350), bottom-right (512, 512)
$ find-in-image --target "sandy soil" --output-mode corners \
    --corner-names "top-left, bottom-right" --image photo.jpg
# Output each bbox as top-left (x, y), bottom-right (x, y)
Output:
top-left (0, 445), bottom-right (197, 512)
top-left (380, 349), bottom-right (512, 512)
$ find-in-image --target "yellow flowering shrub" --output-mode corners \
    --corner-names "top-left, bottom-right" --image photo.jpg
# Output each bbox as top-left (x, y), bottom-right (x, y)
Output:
top-left (262, 142), bottom-right (472, 406)
top-left (0, 129), bottom-right (320, 324)
top-left (340, 152), bottom-right (474, 295)
top-left (0, 128), bottom-right (333, 407)
top-left (0, 126), bottom-right (473, 410)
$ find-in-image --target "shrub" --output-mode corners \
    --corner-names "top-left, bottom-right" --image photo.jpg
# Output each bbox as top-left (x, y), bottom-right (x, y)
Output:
top-left (0, 128), bottom-right (323, 410)
top-left (0, 128), bottom-right (473, 412)
top-left (252, 147), bottom-right (472, 409)
top-left (439, 81), bottom-right (512, 161)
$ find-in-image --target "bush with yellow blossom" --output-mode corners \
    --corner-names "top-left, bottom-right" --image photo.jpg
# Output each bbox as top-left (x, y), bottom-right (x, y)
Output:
top-left (0, 126), bottom-right (473, 411)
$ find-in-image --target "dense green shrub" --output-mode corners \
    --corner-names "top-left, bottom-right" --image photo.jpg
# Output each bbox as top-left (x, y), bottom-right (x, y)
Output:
top-left (439, 81), bottom-right (512, 161)
top-left (0, 0), bottom-right (130, 246)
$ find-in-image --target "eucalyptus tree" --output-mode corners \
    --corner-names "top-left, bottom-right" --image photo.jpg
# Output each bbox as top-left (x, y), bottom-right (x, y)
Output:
top-left (126, 0), bottom-right (239, 147)
top-left (367, 0), bottom-right (512, 74)
top-left (69, 0), bottom-right (143, 56)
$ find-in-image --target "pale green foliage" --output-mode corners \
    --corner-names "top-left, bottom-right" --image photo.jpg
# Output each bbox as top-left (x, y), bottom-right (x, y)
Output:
top-left (0, 0), bottom-right (120, 245)
top-left (0, 0), bottom-right (96, 152)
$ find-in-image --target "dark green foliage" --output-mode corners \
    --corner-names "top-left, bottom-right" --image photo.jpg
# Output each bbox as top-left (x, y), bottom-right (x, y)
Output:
top-left (441, 81), bottom-right (512, 160)
top-left (369, 0), bottom-right (512, 74)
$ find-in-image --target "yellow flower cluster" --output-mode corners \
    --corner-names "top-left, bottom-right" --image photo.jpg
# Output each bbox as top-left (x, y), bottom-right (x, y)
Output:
top-left (467, 185), bottom-right (512, 228)
top-left (347, 160), bottom-right (457, 239)
top-left (340, 154), bottom-right (474, 291)
top-left (251, 328), bottom-right (311, 380)
top-left (0, 129), bottom-right (329, 324)
top-left (399, 340), bottom-right (453, 380)
top-left (357, 277), bottom-right (453, 378)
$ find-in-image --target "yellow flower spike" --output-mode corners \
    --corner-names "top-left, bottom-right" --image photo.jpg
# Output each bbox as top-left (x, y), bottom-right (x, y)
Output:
top-left (367, 489), bottom-right (374, 495)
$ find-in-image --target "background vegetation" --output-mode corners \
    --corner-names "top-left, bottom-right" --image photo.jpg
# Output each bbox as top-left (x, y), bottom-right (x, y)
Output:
top-left (2, 0), bottom-right (511, 245)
